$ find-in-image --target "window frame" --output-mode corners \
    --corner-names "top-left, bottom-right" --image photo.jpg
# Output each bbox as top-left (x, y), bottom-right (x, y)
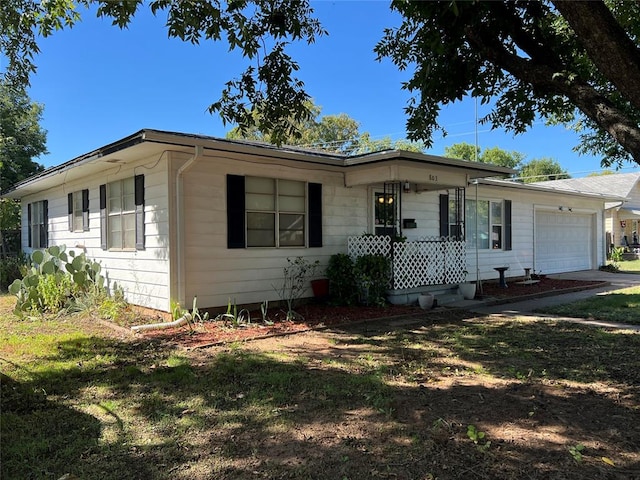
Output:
top-left (227, 175), bottom-right (322, 249)
top-left (68, 189), bottom-right (89, 232)
top-left (466, 198), bottom-right (509, 250)
top-left (28, 200), bottom-right (48, 249)
top-left (245, 176), bottom-right (307, 248)
top-left (107, 177), bottom-right (136, 251)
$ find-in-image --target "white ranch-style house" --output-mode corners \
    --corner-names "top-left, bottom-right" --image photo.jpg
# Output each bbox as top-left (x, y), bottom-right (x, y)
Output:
top-left (3, 129), bottom-right (619, 312)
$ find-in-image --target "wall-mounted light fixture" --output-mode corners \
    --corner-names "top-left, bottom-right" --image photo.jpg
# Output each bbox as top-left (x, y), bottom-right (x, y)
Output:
top-left (403, 181), bottom-right (411, 193)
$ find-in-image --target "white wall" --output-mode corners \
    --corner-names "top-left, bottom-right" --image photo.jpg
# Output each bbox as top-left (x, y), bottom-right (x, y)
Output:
top-left (178, 151), bottom-right (370, 309)
top-left (21, 153), bottom-right (171, 311)
top-left (465, 184), bottom-right (605, 282)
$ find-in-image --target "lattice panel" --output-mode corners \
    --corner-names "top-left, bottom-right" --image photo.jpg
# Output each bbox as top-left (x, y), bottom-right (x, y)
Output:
top-left (348, 235), bottom-right (391, 259)
top-left (391, 237), bottom-right (466, 289)
top-left (348, 235), bottom-right (466, 290)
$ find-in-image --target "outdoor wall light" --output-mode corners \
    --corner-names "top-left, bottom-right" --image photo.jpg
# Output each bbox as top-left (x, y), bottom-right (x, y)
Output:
top-left (403, 181), bottom-right (411, 193)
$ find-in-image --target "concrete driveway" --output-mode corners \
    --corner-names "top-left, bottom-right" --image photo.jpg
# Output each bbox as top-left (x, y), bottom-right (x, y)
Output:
top-left (468, 269), bottom-right (640, 331)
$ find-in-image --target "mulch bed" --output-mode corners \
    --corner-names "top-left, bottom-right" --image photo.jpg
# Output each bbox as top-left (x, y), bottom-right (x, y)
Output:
top-left (136, 278), bottom-right (605, 348)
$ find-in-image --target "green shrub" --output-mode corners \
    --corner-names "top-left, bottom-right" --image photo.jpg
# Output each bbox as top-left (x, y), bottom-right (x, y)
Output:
top-left (326, 253), bottom-right (357, 305)
top-left (354, 254), bottom-right (391, 306)
top-left (0, 253), bottom-right (27, 291)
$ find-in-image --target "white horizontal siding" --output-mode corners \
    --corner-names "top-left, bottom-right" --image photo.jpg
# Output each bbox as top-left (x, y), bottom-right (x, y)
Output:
top-left (180, 154), bottom-right (368, 309)
top-left (20, 154), bottom-right (171, 312)
top-left (465, 185), bottom-right (605, 283)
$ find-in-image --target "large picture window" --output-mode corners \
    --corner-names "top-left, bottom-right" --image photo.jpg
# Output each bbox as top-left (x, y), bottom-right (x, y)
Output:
top-left (28, 200), bottom-right (48, 249)
top-left (246, 177), bottom-right (305, 247)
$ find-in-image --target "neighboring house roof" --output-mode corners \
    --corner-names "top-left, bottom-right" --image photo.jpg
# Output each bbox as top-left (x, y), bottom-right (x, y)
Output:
top-left (534, 172), bottom-right (640, 209)
top-left (2, 129), bottom-right (516, 198)
top-left (477, 178), bottom-right (625, 201)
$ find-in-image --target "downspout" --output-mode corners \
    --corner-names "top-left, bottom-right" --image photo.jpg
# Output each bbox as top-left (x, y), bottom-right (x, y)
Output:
top-left (474, 179), bottom-right (481, 294)
top-left (176, 145), bottom-right (205, 306)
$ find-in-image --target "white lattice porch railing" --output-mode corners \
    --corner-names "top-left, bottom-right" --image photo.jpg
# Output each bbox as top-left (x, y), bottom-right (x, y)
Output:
top-left (348, 235), bottom-right (467, 290)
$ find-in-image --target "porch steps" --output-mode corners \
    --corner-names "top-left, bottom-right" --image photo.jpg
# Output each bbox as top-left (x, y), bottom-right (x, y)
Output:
top-left (434, 292), bottom-right (464, 306)
top-left (387, 284), bottom-right (463, 306)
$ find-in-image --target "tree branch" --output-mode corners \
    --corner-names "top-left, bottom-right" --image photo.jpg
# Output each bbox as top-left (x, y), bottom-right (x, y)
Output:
top-left (551, 0), bottom-right (640, 112)
top-left (466, 24), bottom-right (640, 162)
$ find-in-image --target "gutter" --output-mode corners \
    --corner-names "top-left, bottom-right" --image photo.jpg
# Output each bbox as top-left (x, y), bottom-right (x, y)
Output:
top-left (176, 145), bottom-right (205, 306)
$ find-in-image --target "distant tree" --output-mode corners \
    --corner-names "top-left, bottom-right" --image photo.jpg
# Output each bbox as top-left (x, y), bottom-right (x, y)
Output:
top-left (227, 101), bottom-right (361, 153)
top-left (351, 133), bottom-right (424, 155)
top-left (228, 101), bottom-right (423, 155)
top-left (480, 147), bottom-right (525, 170)
top-left (444, 142), bottom-right (480, 162)
top-left (519, 158), bottom-right (570, 183)
top-left (444, 142), bottom-right (523, 170)
top-left (586, 170), bottom-right (616, 177)
top-left (0, 80), bottom-right (46, 193)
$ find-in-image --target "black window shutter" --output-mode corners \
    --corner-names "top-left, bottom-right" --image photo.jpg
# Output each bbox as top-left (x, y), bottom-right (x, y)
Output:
top-left (100, 184), bottom-right (107, 250)
top-left (27, 203), bottom-right (32, 247)
top-left (42, 200), bottom-right (48, 248)
top-left (439, 194), bottom-right (449, 238)
top-left (82, 189), bottom-right (90, 231)
top-left (135, 175), bottom-right (145, 250)
top-left (227, 174), bottom-right (246, 248)
top-left (68, 193), bottom-right (73, 231)
top-left (504, 199), bottom-right (512, 251)
top-left (308, 183), bottom-right (322, 248)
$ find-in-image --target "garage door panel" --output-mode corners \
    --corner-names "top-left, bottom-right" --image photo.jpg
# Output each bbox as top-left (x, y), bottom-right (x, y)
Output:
top-left (535, 211), bottom-right (592, 274)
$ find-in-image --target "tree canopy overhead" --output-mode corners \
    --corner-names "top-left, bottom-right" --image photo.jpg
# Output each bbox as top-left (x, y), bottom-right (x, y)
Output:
top-left (2, 1), bottom-right (640, 167)
top-left (375, 0), bottom-right (640, 167)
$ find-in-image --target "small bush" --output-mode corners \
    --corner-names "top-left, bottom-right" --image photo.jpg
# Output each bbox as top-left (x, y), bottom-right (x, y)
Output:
top-left (0, 253), bottom-right (27, 291)
top-left (326, 254), bottom-right (357, 305)
top-left (354, 254), bottom-right (391, 306)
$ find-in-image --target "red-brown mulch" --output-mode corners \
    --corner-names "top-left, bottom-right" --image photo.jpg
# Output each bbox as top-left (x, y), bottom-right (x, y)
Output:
top-left (136, 278), bottom-right (605, 348)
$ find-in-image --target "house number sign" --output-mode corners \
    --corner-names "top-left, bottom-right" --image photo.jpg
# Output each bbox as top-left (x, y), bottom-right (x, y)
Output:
top-left (429, 174), bottom-right (438, 182)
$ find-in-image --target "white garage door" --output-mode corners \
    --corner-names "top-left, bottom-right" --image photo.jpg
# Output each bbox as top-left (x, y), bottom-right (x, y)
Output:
top-left (535, 211), bottom-right (593, 274)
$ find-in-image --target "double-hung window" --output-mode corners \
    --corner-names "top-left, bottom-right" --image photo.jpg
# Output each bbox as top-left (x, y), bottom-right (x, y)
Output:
top-left (466, 199), bottom-right (511, 250)
top-left (68, 190), bottom-right (89, 232)
top-left (28, 200), bottom-right (48, 249)
top-left (246, 177), bottom-right (306, 247)
top-left (100, 175), bottom-right (144, 251)
top-left (107, 177), bottom-right (136, 249)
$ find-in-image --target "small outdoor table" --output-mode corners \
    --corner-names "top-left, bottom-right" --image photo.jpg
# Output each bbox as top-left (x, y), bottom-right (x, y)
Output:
top-left (494, 266), bottom-right (509, 288)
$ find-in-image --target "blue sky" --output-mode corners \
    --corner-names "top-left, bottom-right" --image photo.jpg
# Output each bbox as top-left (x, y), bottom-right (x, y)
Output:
top-left (22, 1), bottom-right (639, 177)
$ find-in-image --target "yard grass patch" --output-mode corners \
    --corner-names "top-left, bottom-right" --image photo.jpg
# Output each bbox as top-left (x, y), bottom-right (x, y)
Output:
top-left (536, 286), bottom-right (640, 325)
top-left (1, 293), bottom-right (639, 479)
top-left (617, 258), bottom-right (640, 273)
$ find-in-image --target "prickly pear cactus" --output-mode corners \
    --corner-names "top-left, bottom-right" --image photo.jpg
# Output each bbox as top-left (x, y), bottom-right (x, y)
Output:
top-left (9, 245), bottom-right (107, 316)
